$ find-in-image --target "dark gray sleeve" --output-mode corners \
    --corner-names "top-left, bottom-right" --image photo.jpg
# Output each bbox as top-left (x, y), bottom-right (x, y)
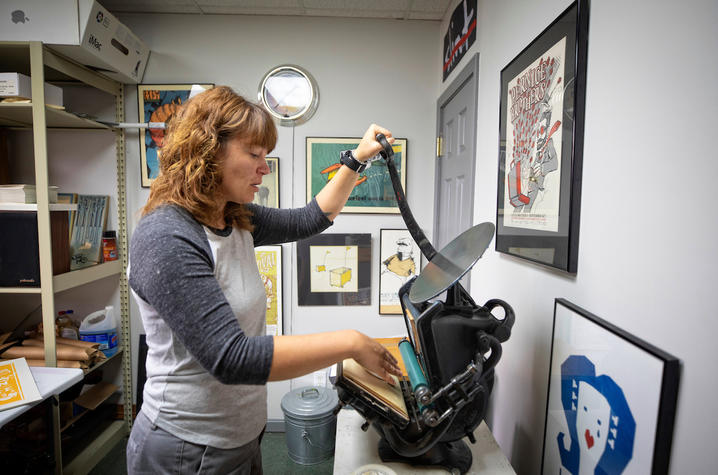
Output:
top-left (129, 206), bottom-right (273, 385)
top-left (247, 198), bottom-right (333, 246)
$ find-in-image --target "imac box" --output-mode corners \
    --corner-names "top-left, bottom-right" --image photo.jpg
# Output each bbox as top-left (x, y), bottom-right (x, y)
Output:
top-left (0, 0), bottom-right (149, 84)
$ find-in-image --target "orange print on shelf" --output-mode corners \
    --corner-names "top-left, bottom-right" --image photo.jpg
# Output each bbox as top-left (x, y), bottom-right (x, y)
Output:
top-left (0, 363), bottom-right (24, 405)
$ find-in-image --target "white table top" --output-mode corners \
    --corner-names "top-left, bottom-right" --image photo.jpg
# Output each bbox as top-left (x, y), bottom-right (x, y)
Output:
top-left (0, 365), bottom-right (83, 428)
top-left (333, 408), bottom-right (515, 474)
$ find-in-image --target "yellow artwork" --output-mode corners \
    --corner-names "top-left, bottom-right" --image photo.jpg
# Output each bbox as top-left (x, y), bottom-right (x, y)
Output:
top-left (255, 246), bottom-right (283, 336)
top-left (330, 267), bottom-right (352, 287)
top-left (0, 358), bottom-right (41, 412)
top-left (310, 245), bottom-right (358, 292)
top-left (0, 364), bottom-right (23, 405)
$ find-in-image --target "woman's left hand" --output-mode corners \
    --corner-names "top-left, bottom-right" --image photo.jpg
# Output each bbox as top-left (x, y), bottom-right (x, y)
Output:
top-left (353, 124), bottom-right (395, 162)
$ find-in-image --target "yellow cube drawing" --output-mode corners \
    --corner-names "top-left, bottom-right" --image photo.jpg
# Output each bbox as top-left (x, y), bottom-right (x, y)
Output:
top-left (330, 267), bottom-right (352, 288)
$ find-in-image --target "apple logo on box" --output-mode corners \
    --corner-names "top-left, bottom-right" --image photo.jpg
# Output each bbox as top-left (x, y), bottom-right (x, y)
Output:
top-left (11, 10), bottom-right (29, 24)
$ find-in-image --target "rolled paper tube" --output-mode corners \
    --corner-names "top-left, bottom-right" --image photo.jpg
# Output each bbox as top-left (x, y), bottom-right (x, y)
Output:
top-left (25, 337), bottom-right (99, 349)
top-left (21, 341), bottom-right (94, 358)
top-left (2, 345), bottom-right (91, 362)
top-left (22, 359), bottom-right (87, 369)
top-left (398, 339), bottom-right (429, 395)
top-left (90, 350), bottom-right (107, 363)
top-left (55, 337), bottom-right (101, 349)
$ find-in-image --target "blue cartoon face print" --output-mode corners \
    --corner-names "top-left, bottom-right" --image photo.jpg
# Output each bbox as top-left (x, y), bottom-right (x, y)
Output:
top-left (558, 355), bottom-right (636, 475)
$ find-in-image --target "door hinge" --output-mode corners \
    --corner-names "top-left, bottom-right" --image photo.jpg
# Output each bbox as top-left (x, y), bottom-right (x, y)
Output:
top-left (436, 136), bottom-right (443, 158)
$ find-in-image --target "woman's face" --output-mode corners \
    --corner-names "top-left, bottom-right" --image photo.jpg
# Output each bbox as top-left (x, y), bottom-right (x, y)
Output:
top-left (218, 136), bottom-right (271, 204)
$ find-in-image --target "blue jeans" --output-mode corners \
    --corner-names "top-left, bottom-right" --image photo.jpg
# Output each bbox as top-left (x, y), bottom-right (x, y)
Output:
top-left (126, 411), bottom-right (264, 474)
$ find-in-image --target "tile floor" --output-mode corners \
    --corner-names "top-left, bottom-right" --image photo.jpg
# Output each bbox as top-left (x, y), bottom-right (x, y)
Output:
top-left (88, 432), bottom-right (334, 475)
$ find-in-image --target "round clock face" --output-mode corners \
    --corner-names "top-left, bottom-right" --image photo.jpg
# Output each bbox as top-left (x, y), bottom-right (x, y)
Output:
top-left (259, 65), bottom-right (318, 126)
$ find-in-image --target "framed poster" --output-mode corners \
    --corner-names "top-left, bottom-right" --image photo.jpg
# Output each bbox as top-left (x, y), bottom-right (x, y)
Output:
top-left (541, 299), bottom-right (680, 475)
top-left (255, 245), bottom-right (283, 336)
top-left (306, 137), bottom-right (407, 214)
top-left (495, 0), bottom-right (589, 273)
top-left (137, 84), bottom-right (214, 187)
top-left (297, 233), bottom-right (371, 306)
top-left (379, 229), bottom-right (422, 315)
top-left (251, 157), bottom-right (279, 208)
top-left (442, 0), bottom-right (477, 81)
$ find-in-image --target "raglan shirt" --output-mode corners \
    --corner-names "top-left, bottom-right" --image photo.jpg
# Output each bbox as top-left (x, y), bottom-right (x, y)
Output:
top-left (129, 200), bottom-right (332, 449)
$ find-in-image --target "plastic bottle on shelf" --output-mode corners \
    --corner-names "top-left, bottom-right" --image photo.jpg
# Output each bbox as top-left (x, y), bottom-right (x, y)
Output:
top-left (79, 305), bottom-right (118, 357)
top-left (102, 230), bottom-right (118, 262)
top-left (57, 309), bottom-right (78, 339)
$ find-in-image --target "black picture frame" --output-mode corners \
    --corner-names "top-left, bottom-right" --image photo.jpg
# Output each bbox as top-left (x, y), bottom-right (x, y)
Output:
top-left (495, 0), bottom-right (589, 273)
top-left (541, 299), bottom-right (680, 474)
top-left (297, 233), bottom-right (371, 306)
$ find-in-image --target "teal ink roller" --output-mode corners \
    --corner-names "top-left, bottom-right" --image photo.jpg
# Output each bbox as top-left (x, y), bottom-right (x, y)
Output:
top-left (398, 338), bottom-right (430, 405)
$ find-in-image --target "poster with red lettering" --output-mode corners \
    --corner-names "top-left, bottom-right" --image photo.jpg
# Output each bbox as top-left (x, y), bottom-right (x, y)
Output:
top-left (504, 37), bottom-right (566, 233)
top-left (495, 0), bottom-right (589, 274)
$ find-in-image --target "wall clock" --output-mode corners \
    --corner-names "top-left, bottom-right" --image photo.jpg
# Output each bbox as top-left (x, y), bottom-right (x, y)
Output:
top-left (258, 65), bottom-right (319, 126)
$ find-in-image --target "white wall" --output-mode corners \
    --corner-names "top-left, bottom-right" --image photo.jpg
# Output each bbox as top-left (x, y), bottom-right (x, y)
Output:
top-left (117, 13), bottom-right (440, 423)
top-left (440, 0), bottom-right (718, 473)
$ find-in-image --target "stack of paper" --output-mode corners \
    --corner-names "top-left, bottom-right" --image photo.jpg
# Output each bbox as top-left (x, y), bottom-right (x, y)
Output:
top-left (342, 358), bottom-right (409, 421)
top-left (0, 184), bottom-right (59, 203)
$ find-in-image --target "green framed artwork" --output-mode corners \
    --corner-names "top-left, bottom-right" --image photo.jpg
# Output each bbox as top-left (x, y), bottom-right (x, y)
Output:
top-left (306, 137), bottom-right (408, 214)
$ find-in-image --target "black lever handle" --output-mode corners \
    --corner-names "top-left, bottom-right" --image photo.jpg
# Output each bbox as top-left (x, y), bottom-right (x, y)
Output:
top-left (375, 132), bottom-right (437, 261)
top-left (375, 133), bottom-right (394, 160)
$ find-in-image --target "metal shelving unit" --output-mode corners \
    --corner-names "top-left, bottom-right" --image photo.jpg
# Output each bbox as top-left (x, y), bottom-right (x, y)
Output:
top-left (0, 41), bottom-right (132, 474)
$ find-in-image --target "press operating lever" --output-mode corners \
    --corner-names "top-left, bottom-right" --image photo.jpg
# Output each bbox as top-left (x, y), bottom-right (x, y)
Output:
top-left (375, 133), bottom-right (437, 261)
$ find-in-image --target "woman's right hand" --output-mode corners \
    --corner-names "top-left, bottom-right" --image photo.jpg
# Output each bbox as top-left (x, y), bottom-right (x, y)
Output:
top-left (353, 124), bottom-right (394, 162)
top-left (351, 331), bottom-right (403, 384)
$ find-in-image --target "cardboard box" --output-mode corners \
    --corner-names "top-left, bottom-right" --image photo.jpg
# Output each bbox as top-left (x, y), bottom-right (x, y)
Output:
top-left (0, 0), bottom-right (149, 84)
top-left (0, 73), bottom-right (63, 107)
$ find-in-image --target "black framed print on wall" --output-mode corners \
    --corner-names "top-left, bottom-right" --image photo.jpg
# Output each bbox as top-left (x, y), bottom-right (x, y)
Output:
top-left (496, 0), bottom-right (589, 273)
top-left (297, 233), bottom-right (371, 306)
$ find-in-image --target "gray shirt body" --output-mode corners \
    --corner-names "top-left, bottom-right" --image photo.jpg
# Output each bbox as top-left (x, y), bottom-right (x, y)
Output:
top-left (129, 200), bottom-right (331, 449)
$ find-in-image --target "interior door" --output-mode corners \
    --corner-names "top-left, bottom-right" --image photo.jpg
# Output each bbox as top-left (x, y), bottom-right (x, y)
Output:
top-left (434, 54), bottom-right (479, 258)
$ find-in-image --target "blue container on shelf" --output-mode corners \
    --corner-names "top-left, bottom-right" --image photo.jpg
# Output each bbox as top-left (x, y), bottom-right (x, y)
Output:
top-left (79, 305), bottom-right (118, 357)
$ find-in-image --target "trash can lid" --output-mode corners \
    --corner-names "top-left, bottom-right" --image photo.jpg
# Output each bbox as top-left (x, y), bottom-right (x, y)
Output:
top-left (281, 386), bottom-right (338, 420)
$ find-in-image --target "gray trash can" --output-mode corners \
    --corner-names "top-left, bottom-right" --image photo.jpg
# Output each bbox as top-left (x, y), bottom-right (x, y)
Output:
top-left (280, 386), bottom-right (339, 465)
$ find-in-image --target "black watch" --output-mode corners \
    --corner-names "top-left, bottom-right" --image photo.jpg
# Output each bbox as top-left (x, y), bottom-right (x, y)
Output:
top-left (340, 150), bottom-right (367, 173)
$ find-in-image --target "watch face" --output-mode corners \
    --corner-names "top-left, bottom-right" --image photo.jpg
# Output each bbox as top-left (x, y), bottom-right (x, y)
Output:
top-left (259, 65), bottom-right (319, 126)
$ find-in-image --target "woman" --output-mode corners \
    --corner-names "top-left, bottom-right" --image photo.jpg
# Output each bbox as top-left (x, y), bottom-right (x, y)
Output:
top-left (127, 86), bottom-right (402, 474)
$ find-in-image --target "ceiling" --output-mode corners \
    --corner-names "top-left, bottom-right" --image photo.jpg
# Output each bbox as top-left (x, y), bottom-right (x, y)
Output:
top-left (100, 0), bottom-right (453, 21)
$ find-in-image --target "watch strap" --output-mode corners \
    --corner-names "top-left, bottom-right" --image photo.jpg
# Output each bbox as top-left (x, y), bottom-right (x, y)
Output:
top-left (340, 150), bottom-right (367, 173)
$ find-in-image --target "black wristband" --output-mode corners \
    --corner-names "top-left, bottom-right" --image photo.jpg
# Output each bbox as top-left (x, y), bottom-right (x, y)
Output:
top-left (340, 150), bottom-right (367, 173)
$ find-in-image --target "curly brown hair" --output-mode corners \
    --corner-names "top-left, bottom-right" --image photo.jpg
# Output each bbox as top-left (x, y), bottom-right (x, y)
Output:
top-left (142, 86), bottom-right (277, 230)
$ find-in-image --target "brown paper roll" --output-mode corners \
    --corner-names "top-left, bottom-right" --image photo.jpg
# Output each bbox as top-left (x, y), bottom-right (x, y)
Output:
top-left (50, 337), bottom-right (100, 349)
top-left (2, 345), bottom-right (90, 362)
top-left (24, 337), bottom-right (100, 350)
top-left (23, 359), bottom-right (87, 369)
top-left (21, 340), bottom-right (94, 358)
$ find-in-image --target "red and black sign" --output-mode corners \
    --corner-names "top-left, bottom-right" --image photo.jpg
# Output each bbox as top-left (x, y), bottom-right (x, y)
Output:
top-left (443, 0), bottom-right (477, 81)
